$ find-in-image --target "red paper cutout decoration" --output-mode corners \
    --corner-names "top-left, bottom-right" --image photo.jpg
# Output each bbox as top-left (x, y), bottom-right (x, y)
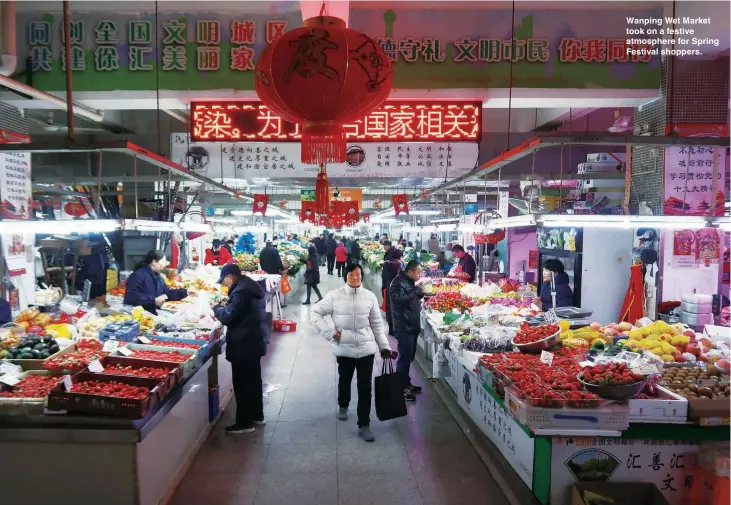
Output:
top-left (64, 201), bottom-right (87, 217)
top-left (300, 201), bottom-right (317, 223)
top-left (392, 194), bottom-right (409, 216)
top-left (253, 194), bottom-right (269, 216)
top-left (278, 198), bottom-right (289, 209)
top-left (362, 213), bottom-right (370, 223)
top-left (254, 15), bottom-right (393, 164)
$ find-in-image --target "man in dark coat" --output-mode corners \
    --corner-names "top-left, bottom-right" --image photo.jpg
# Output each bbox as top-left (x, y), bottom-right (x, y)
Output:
top-left (390, 260), bottom-right (424, 401)
top-left (381, 248), bottom-right (403, 336)
top-left (259, 241), bottom-right (285, 275)
top-left (325, 233), bottom-right (338, 275)
top-left (214, 264), bottom-right (268, 434)
top-left (315, 233), bottom-right (327, 266)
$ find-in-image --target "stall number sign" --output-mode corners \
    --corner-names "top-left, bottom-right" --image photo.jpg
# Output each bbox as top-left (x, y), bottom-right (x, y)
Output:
top-left (191, 101), bottom-right (482, 143)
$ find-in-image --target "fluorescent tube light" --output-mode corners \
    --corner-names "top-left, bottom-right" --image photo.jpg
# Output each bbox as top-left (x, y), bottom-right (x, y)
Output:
top-left (179, 222), bottom-right (211, 233)
top-left (409, 210), bottom-right (441, 216)
top-left (487, 215), bottom-right (537, 229)
top-left (124, 219), bottom-right (178, 232)
top-left (0, 219), bottom-right (121, 234)
top-left (537, 214), bottom-right (723, 230)
top-left (231, 210), bottom-right (254, 216)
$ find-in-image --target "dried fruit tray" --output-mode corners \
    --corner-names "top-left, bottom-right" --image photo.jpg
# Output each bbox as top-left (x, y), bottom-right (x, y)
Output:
top-left (47, 372), bottom-right (163, 419)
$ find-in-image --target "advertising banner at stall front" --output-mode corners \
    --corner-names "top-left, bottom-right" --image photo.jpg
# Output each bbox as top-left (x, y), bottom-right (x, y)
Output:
top-left (17, 6), bottom-right (661, 92)
top-left (171, 134), bottom-right (479, 180)
top-left (550, 437), bottom-right (698, 505)
top-left (0, 152), bottom-right (32, 220)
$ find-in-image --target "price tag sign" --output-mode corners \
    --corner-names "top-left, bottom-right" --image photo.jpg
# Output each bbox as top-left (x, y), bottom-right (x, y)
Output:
top-left (88, 360), bottom-right (104, 373)
top-left (544, 309), bottom-right (559, 325)
top-left (0, 374), bottom-right (20, 386)
top-left (0, 361), bottom-right (23, 377)
top-left (540, 350), bottom-right (554, 366)
top-left (578, 360), bottom-right (594, 368)
top-left (102, 340), bottom-right (119, 353)
top-left (138, 336), bottom-right (152, 344)
top-left (117, 346), bottom-right (134, 357)
top-left (63, 375), bottom-right (73, 391)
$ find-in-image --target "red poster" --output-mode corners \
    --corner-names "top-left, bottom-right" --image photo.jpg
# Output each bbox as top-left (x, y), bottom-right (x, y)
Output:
top-left (528, 250), bottom-right (538, 269)
top-left (253, 194), bottom-right (269, 216)
top-left (392, 194), bottom-right (409, 216)
top-left (300, 201), bottom-right (316, 223)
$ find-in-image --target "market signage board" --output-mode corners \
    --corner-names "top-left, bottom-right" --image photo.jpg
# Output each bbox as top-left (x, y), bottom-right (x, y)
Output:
top-left (457, 361), bottom-right (535, 489)
top-left (0, 152), bottom-right (32, 220)
top-left (550, 437), bottom-right (698, 505)
top-left (190, 101), bottom-right (482, 143)
top-left (171, 134), bottom-right (478, 180)
top-left (16, 8), bottom-right (660, 92)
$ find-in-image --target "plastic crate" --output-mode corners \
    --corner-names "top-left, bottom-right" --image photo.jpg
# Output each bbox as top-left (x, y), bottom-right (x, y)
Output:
top-left (47, 372), bottom-right (162, 419)
top-left (0, 370), bottom-right (62, 415)
top-left (627, 385), bottom-right (688, 424)
top-left (99, 320), bottom-right (140, 342)
top-left (504, 390), bottom-right (630, 431)
top-left (273, 320), bottom-right (297, 332)
top-left (96, 356), bottom-right (182, 399)
top-left (118, 344), bottom-right (198, 379)
top-left (140, 335), bottom-right (209, 360)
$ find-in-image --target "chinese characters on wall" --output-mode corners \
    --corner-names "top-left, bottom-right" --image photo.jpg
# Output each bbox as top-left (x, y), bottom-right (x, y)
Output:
top-left (664, 146), bottom-right (726, 216)
top-left (191, 102), bottom-right (482, 142)
top-left (0, 153), bottom-right (32, 220)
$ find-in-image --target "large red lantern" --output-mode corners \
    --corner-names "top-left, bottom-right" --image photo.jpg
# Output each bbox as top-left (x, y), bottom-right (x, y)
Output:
top-left (254, 15), bottom-right (393, 164)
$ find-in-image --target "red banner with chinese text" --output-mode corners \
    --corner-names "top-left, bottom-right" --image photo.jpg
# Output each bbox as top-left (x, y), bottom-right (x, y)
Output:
top-left (253, 194), bottom-right (269, 215)
top-left (392, 194), bottom-right (409, 216)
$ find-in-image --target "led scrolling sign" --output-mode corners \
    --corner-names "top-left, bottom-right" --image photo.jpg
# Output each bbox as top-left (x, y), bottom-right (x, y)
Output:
top-left (191, 101), bottom-right (482, 143)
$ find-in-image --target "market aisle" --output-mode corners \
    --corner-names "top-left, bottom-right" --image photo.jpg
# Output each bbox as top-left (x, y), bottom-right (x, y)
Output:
top-left (170, 270), bottom-right (509, 505)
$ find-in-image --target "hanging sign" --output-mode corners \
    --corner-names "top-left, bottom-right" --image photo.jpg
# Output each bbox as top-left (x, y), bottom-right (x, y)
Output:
top-left (392, 194), bottom-right (409, 216)
top-left (0, 152), bottom-right (32, 220)
top-left (252, 194), bottom-right (269, 216)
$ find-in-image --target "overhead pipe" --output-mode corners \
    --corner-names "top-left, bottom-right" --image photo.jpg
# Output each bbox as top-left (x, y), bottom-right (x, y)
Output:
top-left (0, 1), bottom-right (16, 76)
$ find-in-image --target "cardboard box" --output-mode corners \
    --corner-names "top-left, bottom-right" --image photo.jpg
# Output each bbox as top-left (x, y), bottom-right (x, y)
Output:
top-left (570, 483), bottom-right (670, 505)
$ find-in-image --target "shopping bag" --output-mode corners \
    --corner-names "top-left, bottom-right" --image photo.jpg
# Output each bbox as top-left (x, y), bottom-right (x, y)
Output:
top-left (374, 358), bottom-right (408, 421)
top-left (381, 289), bottom-right (387, 312)
top-left (281, 276), bottom-right (291, 294)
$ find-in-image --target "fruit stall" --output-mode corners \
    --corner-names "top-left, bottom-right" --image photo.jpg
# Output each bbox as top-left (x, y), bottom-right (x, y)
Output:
top-left (413, 278), bottom-right (729, 505)
top-left (0, 267), bottom-right (248, 505)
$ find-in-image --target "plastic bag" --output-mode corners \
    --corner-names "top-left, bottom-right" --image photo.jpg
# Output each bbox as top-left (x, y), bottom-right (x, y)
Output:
top-left (281, 276), bottom-right (291, 294)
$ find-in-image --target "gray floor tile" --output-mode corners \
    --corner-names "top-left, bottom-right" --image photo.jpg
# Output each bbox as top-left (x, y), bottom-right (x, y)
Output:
top-left (264, 442), bottom-right (337, 474)
top-left (190, 441), bottom-right (269, 474)
top-left (278, 400), bottom-right (336, 422)
top-left (338, 473), bottom-right (424, 505)
top-left (338, 438), bottom-right (412, 475)
top-left (336, 420), bottom-right (403, 445)
top-left (254, 472), bottom-right (337, 505)
top-left (271, 419), bottom-right (337, 445)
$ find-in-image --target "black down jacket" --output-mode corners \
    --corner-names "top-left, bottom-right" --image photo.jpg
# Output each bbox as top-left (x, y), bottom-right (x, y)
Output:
top-left (214, 276), bottom-right (268, 363)
top-left (389, 270), bottom-right (423, 335)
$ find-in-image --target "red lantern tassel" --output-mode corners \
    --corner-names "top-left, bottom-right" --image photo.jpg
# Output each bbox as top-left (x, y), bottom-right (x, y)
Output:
top-left (301, 124), bottom-right (346, 164)
top-left (315, 167), bottom-right (330, 215)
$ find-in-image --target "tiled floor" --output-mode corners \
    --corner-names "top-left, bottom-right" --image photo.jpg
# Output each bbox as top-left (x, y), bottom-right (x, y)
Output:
top-left (170, 269), bottom-right (509, 505)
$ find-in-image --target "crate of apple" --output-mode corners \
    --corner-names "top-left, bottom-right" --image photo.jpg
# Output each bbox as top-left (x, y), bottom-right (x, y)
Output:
top-left (47, 372), bottom-right (162, 419)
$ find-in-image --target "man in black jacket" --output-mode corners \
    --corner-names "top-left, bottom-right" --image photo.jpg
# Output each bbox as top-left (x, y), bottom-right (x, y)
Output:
top-left (381, 248), bottom-right (403, 336)
top-left (325, 233), bottom-right (338, 275)
top-left (389, 260), bottom-right (424, 402)
top-left (259, 241), bottom-right (285, 275)
top-left (313, 234), bottom-right (326, 266)
top-left (214, 264), bottom-right (268, 434)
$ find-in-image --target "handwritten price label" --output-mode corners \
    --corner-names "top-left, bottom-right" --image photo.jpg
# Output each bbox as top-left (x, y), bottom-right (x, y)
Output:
top-left (540, 351), bottom-right (554, 366)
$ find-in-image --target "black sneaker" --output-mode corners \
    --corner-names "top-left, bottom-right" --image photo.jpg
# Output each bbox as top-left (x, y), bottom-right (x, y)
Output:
top-left (302, 300), bottom-right (311, 305)
top-left (408, 384), bottom-right (423, 394)
top-left (225, 424), bottom-right (255, 434)
top-left (404, 390), bottom-right (416, 402)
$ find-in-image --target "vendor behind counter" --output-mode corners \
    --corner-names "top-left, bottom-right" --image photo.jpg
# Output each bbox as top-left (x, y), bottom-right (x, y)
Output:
top-left (124, 250), bottom-right (188, 314)
top-left (75, 244), bottom-right (109, 299)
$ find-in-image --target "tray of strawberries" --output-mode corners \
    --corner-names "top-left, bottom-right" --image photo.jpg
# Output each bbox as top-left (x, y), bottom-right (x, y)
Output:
top-left (43, 343), bottom-right (110, 374)
top-left (47, 372), bottom-right (163, 419)
top-left (511, 323), bottom-right (560, 353)
top-left (95, 356), bottom-right (183, 398)
top-left (118, 344), bottom-right (198, 378)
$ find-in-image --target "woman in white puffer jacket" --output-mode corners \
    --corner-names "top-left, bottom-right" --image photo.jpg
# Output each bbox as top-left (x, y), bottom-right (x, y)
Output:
top-left (311, 263), bottom-right (395, 442)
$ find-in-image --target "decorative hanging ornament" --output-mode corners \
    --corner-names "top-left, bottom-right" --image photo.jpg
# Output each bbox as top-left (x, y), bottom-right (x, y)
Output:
top-left (420, 188), bottom-right (429, 199)
top-left (278, 198), bottom-right (289, 209)
top-left (373, 198), bottom-right (382, 209)
top-left (254, 12), bottom-right (393, 164)
top-left (315, 164), bottom-right (329, 214)
top-left (392, 194), bottom-right (409, 216)
top-left (63, 201), bottom-right (87, 217)
top-left (362, 212), bottom-right (370, 223)
top-left (253, 194), bottom-right (269, 216)
top-left (300, 201), bottom-right (317, 223)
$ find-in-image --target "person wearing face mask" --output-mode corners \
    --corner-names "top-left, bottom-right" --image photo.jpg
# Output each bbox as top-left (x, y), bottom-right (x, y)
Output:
top-left (124, 250), bottom-right (188, 314)
top-left (214, 264), bottom-right (269, 434)
top-left (451, 244), bottom-right (477, 283)
top-left (310, 264), bottom-right (396, 442)
top-left (204, 239), bottom-right (234, 266)
top-left (389, 260), bottom-right (425, 402)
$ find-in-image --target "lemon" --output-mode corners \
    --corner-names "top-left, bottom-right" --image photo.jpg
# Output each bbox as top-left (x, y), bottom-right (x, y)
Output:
top-left (651, 347), bottom-right (665, 355)
top-left (661, 354), bottom-right (675, 362)
top-left (629, 329), bottom-right (643, 341)
top-left (559, 320), bottom-right (571, 331)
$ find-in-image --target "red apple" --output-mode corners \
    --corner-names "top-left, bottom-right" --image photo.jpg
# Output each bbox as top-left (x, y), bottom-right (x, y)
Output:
top-left (683, 330), bottom-right (696, 339)
top-left (686, 342), bottom-right (700, 356)
top-left (698, 353), bottom-right (710, 363)
top-left (675, 355), bottom-right (687, 362)
top-left (698, 337), bottom-right (713, 349)
top-left (674, 345), bottom-right (686, 354)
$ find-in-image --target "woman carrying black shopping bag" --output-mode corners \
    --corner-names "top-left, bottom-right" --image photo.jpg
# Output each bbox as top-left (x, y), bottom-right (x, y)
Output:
top-left (311, 264), bottom-right (397, 442)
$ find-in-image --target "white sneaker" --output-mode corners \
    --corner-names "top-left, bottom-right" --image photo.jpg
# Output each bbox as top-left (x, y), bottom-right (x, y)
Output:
top-left (254, 419), bottom-right (266, 426)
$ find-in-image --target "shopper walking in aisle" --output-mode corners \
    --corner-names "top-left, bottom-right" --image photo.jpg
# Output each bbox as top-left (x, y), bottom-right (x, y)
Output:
top-left (213, 264), bottom-right (268, 434)
top-left (124, 250), bottom-right (188, 315)
top-left (313, 234), bottom-right (326, 266)
top-left (428, 234), bottom-right (441, 255)
top-left (382, 248), bottom-right (403, 336)
top-left (451, 244), bottom-right (477, 283)
top-left (335, 241), bottom-right (348, 278)
top-left (302, 245), bottom-right (323, 305)
top-left (311, 264), bottom-right (396, 442)
top-left (383, 240), bottom-right (393, 260)
top-left (390, 260), bottom-right (424, 402)
top-left (325, 233), bottom-right (338, 275)
top-left (350, 239), bottom-right (361, 266)
top-left (259, 241), bottom-right (286, 276)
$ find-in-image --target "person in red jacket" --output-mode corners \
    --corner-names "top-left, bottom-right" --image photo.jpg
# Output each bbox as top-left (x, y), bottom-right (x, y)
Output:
top-left (204, 239), bottom-right (233, 266)
top-left (335, 241), bottom-right (348, 278)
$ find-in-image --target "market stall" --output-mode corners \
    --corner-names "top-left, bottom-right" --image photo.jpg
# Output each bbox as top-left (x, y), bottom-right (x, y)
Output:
top-left (0, 265), bottom-right (246, 505)
top-left (414, 276), bottom-right (730, 505)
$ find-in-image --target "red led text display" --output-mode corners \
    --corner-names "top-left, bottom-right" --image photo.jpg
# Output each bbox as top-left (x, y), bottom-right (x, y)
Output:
top-left (191, 101), bottom-right (482, 143)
